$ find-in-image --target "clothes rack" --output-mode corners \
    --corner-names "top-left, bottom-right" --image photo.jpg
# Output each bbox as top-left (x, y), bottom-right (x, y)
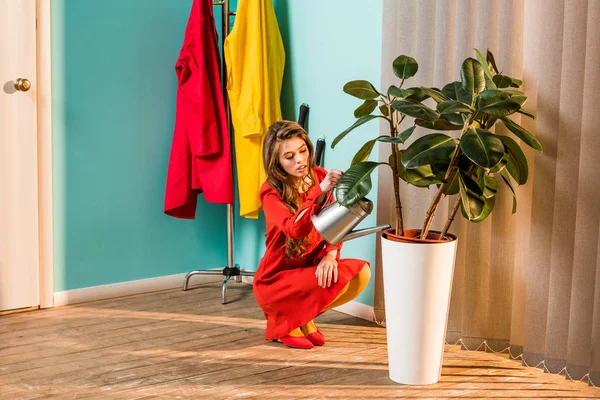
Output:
top-left (182, 0), bottom-right (253, 304)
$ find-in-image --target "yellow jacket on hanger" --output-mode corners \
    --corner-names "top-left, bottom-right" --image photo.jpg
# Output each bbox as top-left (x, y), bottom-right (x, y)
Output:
top-left (224, 0), bottom-right (285, 219)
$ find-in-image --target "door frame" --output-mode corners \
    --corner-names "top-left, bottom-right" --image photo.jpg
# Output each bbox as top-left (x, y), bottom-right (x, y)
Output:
top-left (37, 0), bottom-right (53, 309)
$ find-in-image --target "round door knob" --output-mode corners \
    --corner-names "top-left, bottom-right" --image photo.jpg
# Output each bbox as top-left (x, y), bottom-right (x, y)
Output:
top-left (14, 78), bottom-right (31, 92)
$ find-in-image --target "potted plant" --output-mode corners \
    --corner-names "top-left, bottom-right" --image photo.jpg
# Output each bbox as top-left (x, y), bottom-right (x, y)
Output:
top-left (332, 49), bottom-right (543, 385)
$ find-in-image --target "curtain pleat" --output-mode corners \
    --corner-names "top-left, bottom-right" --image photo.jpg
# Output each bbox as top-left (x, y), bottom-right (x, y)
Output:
top-left (378, 0), bottom-right (599, 385)
top-left (574, 0), bottom-right (600, 385)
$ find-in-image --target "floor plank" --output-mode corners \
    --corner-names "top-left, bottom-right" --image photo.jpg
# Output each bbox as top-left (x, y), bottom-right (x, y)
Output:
top-left (0, 282), bottom-right (598, 399)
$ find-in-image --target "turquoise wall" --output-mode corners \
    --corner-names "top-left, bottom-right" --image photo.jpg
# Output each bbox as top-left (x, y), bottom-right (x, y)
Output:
top-left (235, 0), bottom-right (383, 305)
top-left (51, 0), bottom-right (383, 306)
top-left (51, 0), bottom-right (228, 291)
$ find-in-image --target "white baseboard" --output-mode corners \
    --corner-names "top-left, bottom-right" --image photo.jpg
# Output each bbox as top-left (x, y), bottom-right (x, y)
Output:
top-left (53, 270), bottom-right (222, 307)
top-left (333, 300), bottom-right (380, 324)
top-left (54, 271), bottom-right (379, 325)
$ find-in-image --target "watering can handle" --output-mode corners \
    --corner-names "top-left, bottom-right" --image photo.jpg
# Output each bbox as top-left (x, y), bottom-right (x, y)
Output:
top-left (324, 190), bottom-right (334, 205)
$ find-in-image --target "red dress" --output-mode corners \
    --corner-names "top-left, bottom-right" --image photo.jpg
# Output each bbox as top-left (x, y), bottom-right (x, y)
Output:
top-left (164, 0), bottom-right (234, 219)
top-left (253, 167), bottom-right (369, 340)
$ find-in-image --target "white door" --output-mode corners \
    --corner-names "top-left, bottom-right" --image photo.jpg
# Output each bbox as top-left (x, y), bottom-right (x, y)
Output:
top-left (0, 0), bottom-right (40, 311)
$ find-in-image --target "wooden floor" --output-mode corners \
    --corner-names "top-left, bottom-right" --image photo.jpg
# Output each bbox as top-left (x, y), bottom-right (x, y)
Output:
top-left (1, 282), bottom-right (598, 399)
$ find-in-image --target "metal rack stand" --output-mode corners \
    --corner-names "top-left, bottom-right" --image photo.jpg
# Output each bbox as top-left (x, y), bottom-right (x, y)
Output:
top-left (182, 0), bottom-right (254, 304)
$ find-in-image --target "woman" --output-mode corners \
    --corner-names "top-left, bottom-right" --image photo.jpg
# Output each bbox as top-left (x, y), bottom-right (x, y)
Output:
top-left (254, 120), bottom-right (371, 349)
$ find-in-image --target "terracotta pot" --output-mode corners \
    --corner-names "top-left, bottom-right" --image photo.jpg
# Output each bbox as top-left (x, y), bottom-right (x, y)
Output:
top-left (383, 228), bottom-right (456, 244)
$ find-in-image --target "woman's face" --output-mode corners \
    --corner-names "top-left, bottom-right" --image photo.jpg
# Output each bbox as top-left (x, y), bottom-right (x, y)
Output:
top-left (278, 137), bottom-right (309, 182)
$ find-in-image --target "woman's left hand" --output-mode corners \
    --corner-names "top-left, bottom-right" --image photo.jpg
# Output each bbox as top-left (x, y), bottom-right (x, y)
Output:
top-left (316, 254), bottom-right (338, 288)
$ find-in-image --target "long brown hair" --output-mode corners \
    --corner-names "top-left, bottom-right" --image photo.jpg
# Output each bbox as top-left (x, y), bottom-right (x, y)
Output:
top-left (263, 120), bottom-right (316, 259)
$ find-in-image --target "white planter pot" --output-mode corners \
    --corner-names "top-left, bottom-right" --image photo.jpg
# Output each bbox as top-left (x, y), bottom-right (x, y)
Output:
top-left (381, 233), bottom-right (458, 385)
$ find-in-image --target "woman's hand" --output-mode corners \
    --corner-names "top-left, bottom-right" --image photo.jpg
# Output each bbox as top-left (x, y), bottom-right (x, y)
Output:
top-left (316, 254), bottom-right (338, 288)
top-left (319, 169), bottom-right (343, 193)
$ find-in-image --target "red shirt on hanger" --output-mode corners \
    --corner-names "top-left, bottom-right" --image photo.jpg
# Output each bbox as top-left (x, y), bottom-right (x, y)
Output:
top-left (164, 0), bottom-right (234, 218)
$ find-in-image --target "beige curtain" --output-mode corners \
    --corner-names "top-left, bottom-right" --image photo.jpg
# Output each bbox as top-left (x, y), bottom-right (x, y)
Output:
top-left (375, 0), bottom-right (600, 385)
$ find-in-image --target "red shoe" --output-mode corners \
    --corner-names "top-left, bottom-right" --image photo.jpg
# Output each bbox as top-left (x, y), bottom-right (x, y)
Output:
top-left (305, 330), bottom-right (326, 346)
top-left (278, 335), bottom-right (314, 349)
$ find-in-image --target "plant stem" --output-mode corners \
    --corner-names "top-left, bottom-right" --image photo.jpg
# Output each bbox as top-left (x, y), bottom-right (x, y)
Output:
top-left (420, 115), bottom-right (473, 239)
top-left (440, 194), bottom-right (461, 239)
top-left (395, 114), bottom-right (406, 131)
top-left (440, 164), bottom-right (475, 239)
top-left (388, 106), bottom-right (404, 236)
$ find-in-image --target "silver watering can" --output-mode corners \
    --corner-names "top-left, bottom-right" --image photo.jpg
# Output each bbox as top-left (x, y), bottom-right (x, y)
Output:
top-left (312, 192), bottom-right (391, 245)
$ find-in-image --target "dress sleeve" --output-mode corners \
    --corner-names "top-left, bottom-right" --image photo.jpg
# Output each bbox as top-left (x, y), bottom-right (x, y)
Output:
top-left (261, 184), bottom-right (325, 239)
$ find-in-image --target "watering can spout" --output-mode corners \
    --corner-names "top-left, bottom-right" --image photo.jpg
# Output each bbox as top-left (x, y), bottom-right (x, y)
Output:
top-left (311, 195), bottom-right (391, 245)
top-left (341, 224), bottom-right (392, 242)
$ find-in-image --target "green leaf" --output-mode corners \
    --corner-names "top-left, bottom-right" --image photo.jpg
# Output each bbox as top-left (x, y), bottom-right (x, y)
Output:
top-left (479, 114), bottom-right (499, 130)
top-left (510, 78), bottom-right (523, 87)
top-left (354, 99), bottom-right (378, 118)
top-left (441, 81), bottom-right (473, 105)
top-left (352, 134), bottom-right (412, 165)
top-left (517, 108), bottom-right (536, 119)
top-left (460, 127), bottom-right (505, 168)
top-left (437, 100), bottom-right (475, 114)
top-left (443, 112), bottom-right (467, 126)
top-left (487, 50), bottom-right (499, 75)
top-left (457, 153), bottom-right (472, 171)
top-left (388, 85), bottom-right (414, 98)
top-left (511, 96), bottom-right (527, 106)
top-left (478, 90), bottom-right (511, 108)
top-left (497, 135), bottom-right (528, 184)
top-left (392, 55), bottom-right (418, 79)
top-left (430, 159), bottom-right (451, 180)
top-left (475, 48), bottom-right (497, 90)
top-left (332, 115), bottom-right (387, 149)
top-left (405, 87), bottom-right (430, 102)
top-left (378, 136), bottom-right (405, 144)
top-left (405, 168), bottom-right (443, 187)
top-left (483, 175), bottom-right (499, 198)
top-left (490, 157), bottom-right (508, 173)
top-left (477, 89), bottom-right (526, 112)
top-left (472, 195), bottom-right (496, 222)
top-left (455, 81), bottom-right (473, 105)
top-left (460, 170), bottom-right (484, 196)
top-left (458, 172), bottom-right (485, 220)
top-left (336, 162), bottom-right (383, 207)
top-left (475, 166), bottom-right (485, 190)
top-left (394, 152), bottom-right (442, 187)
top-left (415, 118), bottom-right (464, 131)
top-left (401, 133), bottom-right (457, 168)
top-left (343, 80), bottom-right (380, 100)
top-left (388, 85), bottom-right (402, 97)
top-left (392, 100), bottom-right (440, 122)
top-left (478, 99), bottom-right (522, 117)
top-left (419, 87), bottom-right (449, 103)
top-left (499, 116), bottom-right (543, 152)
top-left (441, 82), bottom-right (458, 100)
top-left (505, 153), bottom-right (523, 185)
top-left (500, 169), bottom-right (517, 214)
top-left (503, 89), bottom-right (525, 96)
top-left (379, 104), bottom-right (389, 117)
top-left (461, 57), bottom-right (486, 94)
top-left (502, 90), bottom-right (527, 106)
top-left (398, 125), bottom-right (416, 143)
top-left (351, 138), bottom-right (378, 166)
top-left (492, 75), bottom-right (513, 88)
top-left (378, 126), bottom-right (416, 144)
top-left (442, 167), bottom-right (460, 195)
